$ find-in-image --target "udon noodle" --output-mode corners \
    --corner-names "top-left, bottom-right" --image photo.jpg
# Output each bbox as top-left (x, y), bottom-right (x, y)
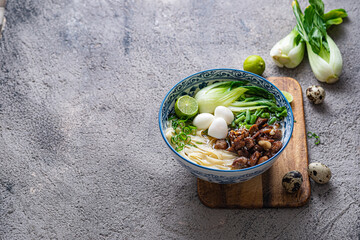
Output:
top-left (166, 126), bottom-right (238, 170)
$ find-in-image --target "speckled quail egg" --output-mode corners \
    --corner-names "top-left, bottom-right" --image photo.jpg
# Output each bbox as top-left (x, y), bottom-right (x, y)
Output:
top-left (308, 162), bottom-right (332, 184)
top-left (306, 85), bottom-right (325, 104)
top-left (282, 171), bottom-right (303, 193)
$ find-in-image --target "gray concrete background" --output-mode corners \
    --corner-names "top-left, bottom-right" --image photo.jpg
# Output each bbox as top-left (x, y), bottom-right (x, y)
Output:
top-left (0, 0), bottom-right (358, 239)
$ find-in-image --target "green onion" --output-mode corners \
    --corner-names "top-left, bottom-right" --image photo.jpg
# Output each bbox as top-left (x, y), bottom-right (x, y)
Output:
top-left (307, 131), bottom-right (321, 145)
top-left (236, 112), bottom-right (246, 118)
top-left (250, 114), bottom-right (258, 124)
top-left (276, 109), bottom-right (288, 118)
top-left (168, 115), bottom-right (177, 121)
top-left (175, 145), bottom-right (184, 152)
top-left (169, 116), bottom-right (198, 151)
top-left (189, 126), bottom-right (197, 135)
top-left (179, 132), bottom-right (187, 141)
top-left (171, 136), bottom-right (178, 145)
top-left (255, 109), bottom-right (264, 117)
top-left (245, 109), bottom-right (251, 123)
top-left (245, 124), bottom-right (252, 129)
top-left (235, 115), bottom-right (246, 124)
top-left (183, 127), bottom-right (190, 134)
top-left (268, 117), bottom-right (277, 125)
top-left (178, 121), bottom-right (186, 129)
top-left (261, 112), bottom-right (270, 118)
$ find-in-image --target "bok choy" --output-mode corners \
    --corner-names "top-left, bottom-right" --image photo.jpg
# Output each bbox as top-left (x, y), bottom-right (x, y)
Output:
top-left (270, 28), bottom-right (305, 68)
top-left (194, 81), bottom-right (287, 117)
top-left (194, 81), bottom-right (248, 113)
top-left (292, 0), bottom-right (346, 83)
top-left (270, 0), bottom-right (347, 83)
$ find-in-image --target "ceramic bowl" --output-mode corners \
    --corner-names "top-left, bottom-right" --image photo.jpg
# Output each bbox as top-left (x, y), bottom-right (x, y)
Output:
top-left (159, 69), bottom-right (294, 184)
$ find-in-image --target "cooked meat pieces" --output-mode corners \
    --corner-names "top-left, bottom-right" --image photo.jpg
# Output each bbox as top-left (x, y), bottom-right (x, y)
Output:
top-left (255, 117), bottom-right (268, 127)
top-left (259, 128), bottom-right (272, 134)
top-left (249, 124), bottom-right (258, 135)
top-left (271, 141), bottom-right (282, 152)
top-left (232, 157), bottom-right (248, 169)
top-left (252, 144), bottom-right (263, 152)
top-left (228, 121), bottom-right (283, 169)
top-left (272, 130), bottom-right (282, 140)
top-left (237, 149), bottom-right (249, 158)
top-left (233, 137), bottom-right (246, 150)
top-left (245, 137), bottom-right (255, 149)
top-left (214, 139), bottom-right (228, 150)
top-left (258, 156), bottom-right (269, 164)
top-left (248, 151), bottom-right (261, 166)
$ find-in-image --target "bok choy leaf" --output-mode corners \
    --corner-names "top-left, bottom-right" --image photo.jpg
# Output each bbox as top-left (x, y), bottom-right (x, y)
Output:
top-left (194, 81), bottom-right (248, 113)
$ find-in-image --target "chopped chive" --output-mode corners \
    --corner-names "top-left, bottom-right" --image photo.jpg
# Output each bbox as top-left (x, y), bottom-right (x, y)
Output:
top-left (250, 114), bottom-right (257, 124)
top-left (268, 117), bottom-right (277, 125)
top-left (183, 127), bottom-right (190, 134)
top-left (235, 115), bottom-right (246, 124)
top-left (245, 109), bottom-right (251, 123)
top-left (307, 131), bottom-right (321, 145)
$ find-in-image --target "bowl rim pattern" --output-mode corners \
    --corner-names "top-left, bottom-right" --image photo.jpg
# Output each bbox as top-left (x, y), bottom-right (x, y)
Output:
top-left (159, 68), bottom-right (294, 173)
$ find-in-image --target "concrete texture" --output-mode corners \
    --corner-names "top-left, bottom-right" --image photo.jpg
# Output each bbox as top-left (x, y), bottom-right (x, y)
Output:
top-left (0, 0), bottom-right (358, 239)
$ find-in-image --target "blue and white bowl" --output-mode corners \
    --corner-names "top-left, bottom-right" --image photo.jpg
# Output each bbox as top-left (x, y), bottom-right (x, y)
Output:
top-left (159, 69), bottom-right (294, 184)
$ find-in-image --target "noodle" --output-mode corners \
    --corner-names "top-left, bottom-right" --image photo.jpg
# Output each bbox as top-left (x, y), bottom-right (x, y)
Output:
top-left (166, 125), bottom-right (238, 170)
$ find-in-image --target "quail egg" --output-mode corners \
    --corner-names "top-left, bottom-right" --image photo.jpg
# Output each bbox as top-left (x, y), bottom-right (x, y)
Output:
top-left (308, 162), bottom-right (332, 184)
top-left (214, 106), bottom-right (234, 124)
top-left (282, 171), bottom-right (303, 193)
top-left (193, 113), bottom-right (215, 130)
top-left (306, 85), bottom-right (325, 104)
top-left (208, 117), bottom-right (228, 139)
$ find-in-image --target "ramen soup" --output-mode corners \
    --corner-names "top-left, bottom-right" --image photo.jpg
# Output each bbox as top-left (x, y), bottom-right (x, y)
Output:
top-left (166, 81), bottom-right (287, 170)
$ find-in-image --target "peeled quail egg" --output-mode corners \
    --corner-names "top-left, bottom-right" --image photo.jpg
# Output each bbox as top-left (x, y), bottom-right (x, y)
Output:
top-left (306, 85), bottom-right (325, 104)
top-left (282, 171), bottom-right (303, 193)
top-left (208, 117), bottom-right (228, 139)
top-left (214, 106), bottom-right (234, 124)
top-left (193, 113), bottom-right (215, 130)
top-left (308, 162), bottom-right (332, 184)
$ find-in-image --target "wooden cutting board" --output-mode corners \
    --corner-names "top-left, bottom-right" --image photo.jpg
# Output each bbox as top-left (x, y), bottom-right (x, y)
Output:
top-left (197, 77), bottom-right (310, 208)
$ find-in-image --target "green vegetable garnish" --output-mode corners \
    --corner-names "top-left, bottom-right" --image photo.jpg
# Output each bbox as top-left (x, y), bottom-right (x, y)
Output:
top-left (169, 116), bottom-right (198, 152)
top-left (268, 117), bottom-right (277, 125)
top-left (307, 131), bottom-right (321, 145)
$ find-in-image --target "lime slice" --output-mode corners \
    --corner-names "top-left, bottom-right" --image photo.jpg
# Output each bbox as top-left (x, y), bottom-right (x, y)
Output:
top-left (243, 55), bottom-right (266, 75)
top-left (175, 95), bottom-right (198, 118)
top-left (281, 91), bottom-right (293, 103)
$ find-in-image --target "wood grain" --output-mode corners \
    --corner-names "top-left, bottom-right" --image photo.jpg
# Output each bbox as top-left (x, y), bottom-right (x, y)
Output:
top-left (197, 77), bottom-right (310, 208)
